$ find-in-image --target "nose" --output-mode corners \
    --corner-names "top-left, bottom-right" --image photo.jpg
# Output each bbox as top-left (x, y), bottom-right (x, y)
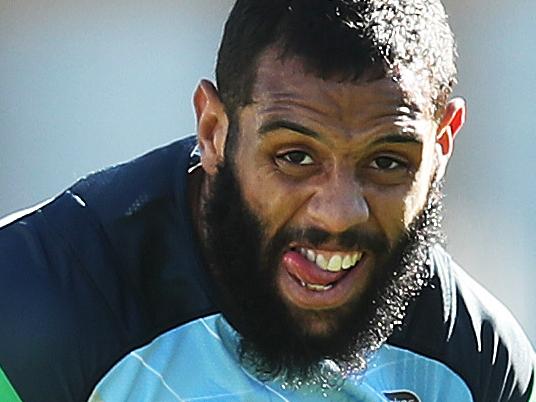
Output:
top-left (305, 168), bottom-right (369, 234)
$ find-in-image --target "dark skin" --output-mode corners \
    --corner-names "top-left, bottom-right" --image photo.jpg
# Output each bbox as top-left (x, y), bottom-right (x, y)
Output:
top-left (191, 48), bottom-right (466, 337)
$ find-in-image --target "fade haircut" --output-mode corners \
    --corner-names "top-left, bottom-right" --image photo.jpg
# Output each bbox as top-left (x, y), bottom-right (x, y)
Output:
top-left (216, 0), bottom-right (457, 121)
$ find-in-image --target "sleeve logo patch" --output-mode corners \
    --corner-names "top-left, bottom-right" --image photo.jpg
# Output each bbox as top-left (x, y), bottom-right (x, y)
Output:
top-left (383, 390), bottom-right (421, 402)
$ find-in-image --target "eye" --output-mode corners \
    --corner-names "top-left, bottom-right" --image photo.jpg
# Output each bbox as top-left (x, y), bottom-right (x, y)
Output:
top-left (369, 156), bottom-right (406, 170)
top-left (277, 150), bottom-right (315, 166)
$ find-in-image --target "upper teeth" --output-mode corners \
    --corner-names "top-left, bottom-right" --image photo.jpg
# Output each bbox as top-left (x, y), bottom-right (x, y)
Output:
top-left (298, 248), bottom-right (363, 272)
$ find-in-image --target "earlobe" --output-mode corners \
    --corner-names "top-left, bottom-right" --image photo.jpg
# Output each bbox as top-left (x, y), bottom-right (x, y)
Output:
top-left (193, 79), bottom-right (229, 176)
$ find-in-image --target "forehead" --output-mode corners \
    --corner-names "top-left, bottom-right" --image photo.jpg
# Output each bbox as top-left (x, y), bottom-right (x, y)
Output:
top-left (248, 49), bottom-right (432, 140)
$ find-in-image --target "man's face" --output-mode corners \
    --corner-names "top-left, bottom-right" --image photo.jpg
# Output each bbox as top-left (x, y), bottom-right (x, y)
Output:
top-left (200, 48), bottom-right (442, 381)
top-left (229, 50), bottom-right (436, 324)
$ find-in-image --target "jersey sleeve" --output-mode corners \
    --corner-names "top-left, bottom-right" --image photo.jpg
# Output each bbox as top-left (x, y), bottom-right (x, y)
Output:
top-left (452, 265), bottom-right (536, 402)
top-left (0, 136), bottom-right (214, 402)
top-left (388, 245), bottom-right (536, 402)
top-left (0, 193), bottom-right (133, 402)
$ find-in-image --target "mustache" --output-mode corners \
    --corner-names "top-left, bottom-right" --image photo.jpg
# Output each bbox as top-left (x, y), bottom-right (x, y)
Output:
top-left (276, 227), bottom-right (391, 255)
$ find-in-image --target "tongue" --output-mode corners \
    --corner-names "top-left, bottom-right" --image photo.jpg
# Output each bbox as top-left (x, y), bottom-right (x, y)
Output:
top-left (282, 250), bottom-right (347, 286)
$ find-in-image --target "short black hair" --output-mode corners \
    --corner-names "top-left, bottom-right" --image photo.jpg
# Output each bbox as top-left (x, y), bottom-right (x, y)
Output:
top-left (216, 0), bottom-right (457, 120)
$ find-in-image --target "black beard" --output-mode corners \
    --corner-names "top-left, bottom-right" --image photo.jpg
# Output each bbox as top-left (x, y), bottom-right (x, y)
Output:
top-left (200, 157), bottom-right (444, 387)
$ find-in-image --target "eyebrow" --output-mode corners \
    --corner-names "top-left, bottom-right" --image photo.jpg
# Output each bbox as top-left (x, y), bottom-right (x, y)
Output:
top-left (258, 120), bottom-right (321, 139)
top-left (370, 131), bottom-right (423, 146)
top-left (258, 119), bottom-right (423, 146)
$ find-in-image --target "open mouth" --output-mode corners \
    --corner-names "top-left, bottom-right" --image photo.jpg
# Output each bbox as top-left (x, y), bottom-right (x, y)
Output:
top-left (287, 246), bottom-right (364, 291)
top-left (276, 243), bottom-right (369, 312)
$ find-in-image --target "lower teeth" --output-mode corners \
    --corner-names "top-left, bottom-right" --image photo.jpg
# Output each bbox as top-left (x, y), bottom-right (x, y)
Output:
top-left (305, 283), bottom-right (333, 291)
top-left (297, 278), bottom-right (333, 291)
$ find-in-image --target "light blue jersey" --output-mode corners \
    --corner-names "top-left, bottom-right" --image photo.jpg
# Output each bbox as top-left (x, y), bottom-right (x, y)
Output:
top-left (89, 314), bottom-right (472, 402)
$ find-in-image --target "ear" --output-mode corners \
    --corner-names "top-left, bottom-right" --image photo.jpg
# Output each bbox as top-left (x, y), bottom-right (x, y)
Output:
top-left (193, 79), bottom-right (229, 176)
top-left (435, 97), bottom-right (466, 180)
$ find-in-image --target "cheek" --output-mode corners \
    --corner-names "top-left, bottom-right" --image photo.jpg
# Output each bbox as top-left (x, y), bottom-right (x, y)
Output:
top-left (236, 159), bottom-right (310, 238)
top-left (365, 185), bottom-right (409, 243)
top-left (403, 178), bottom-right (429, 226)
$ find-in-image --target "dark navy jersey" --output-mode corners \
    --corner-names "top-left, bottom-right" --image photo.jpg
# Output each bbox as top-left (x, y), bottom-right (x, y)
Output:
top-left (0, 135), bottom-right (534, 401)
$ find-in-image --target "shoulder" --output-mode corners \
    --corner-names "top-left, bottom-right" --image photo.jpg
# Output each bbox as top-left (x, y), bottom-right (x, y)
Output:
top-left (0, 135), bottom-right (209, 402)
top-left (0, 135), bottom-right (197, 246)
top-left (69, 135), bottom-right (197, 224)
top-left (390, 245), bottom-right (536, 402)
top-left (448, 254), bottom-right (535, 401)
top-left (0, 135), bottom-right (198, 281)
top-left (0, 135), bottom-right (199, 323)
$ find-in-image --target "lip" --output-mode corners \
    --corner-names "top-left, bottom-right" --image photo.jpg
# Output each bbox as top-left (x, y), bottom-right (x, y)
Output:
top-left (288, 241), bottom-right (361, 253)
top-left (277, 249), bottom-right (371, 310)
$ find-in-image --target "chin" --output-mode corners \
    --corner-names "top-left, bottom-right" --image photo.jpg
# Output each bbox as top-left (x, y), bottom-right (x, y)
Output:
top-left (300, 316), bottom-right (339, 338)
top-left (284, 301), bottom-right (351, 339)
